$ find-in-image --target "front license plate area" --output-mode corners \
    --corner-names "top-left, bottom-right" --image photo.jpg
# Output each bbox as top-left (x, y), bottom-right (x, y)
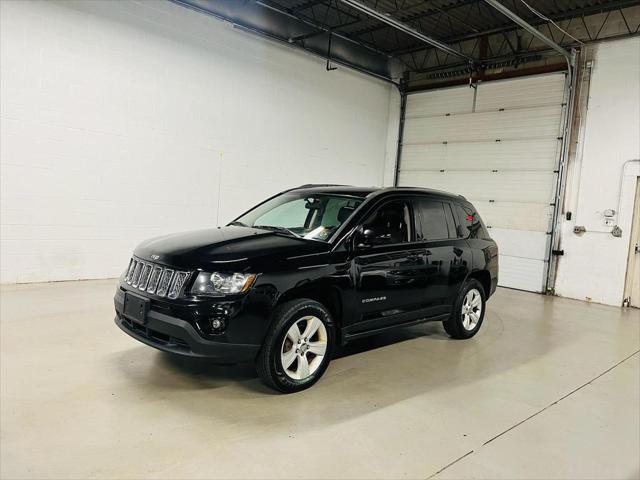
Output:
top-left (124, 292), bottom-right (149, 325)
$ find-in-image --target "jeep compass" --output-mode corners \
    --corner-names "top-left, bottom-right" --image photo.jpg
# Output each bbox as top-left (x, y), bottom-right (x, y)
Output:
top-left (114, 185), bottom-right (499, 393)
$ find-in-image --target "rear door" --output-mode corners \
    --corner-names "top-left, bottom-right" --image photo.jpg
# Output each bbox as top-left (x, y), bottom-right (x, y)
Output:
top-left (351, 199), bottom-right (429, 333)
top-left (413, 197), bottom-right (472, 308)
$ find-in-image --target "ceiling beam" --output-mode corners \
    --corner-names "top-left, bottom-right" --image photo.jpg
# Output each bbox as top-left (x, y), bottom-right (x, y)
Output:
top-left (483, 0), bottom-right (571, 64)
top-left (292, 0), bottom-right (328, 12)
top-left (392, 0), bottom-right (639, 57)
top-left (350, 0), bottom-right (479, 38)
top-left (339, 0), bottom-right (476, 64)
top-left (171, 0), bottom-right (396, 83)
top-left (257, 0), bottom-right (391, 57)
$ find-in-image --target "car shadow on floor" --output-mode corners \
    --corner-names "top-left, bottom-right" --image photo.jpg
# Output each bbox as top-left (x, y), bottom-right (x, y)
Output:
top-left (112, 297), bottom-right (584, 427)
top-left (147, 320), bottom-right (443, 394)
top-left (109, 287), bottom-right (640, 432)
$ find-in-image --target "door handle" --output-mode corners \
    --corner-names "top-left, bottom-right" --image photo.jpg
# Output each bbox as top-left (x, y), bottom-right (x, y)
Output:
top-left (635, 243), bottom-right (639, 254)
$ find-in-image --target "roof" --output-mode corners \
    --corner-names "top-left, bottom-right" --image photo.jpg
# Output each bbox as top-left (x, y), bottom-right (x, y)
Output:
top-left (290, 185), bottom-right (379, 197)
top-left (290, 184), bottom-right (465, 200)
top-left (377, 186), bottom-right (465, 200)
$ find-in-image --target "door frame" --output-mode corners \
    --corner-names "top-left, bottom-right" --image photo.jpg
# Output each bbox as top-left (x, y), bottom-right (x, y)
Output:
top-left (623, 177), bottom-right (640, 307)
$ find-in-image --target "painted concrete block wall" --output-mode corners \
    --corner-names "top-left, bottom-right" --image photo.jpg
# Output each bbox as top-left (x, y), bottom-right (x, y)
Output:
top-left (555, 37), bottom-right (640, 306)
top-left (0, 0), bottom-right (394, 283)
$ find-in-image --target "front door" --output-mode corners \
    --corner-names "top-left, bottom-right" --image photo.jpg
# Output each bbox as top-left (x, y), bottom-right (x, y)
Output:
top-left (624, 179), bottom-right (640, 308)
top-left (351, 199), bottom-right (429, 333)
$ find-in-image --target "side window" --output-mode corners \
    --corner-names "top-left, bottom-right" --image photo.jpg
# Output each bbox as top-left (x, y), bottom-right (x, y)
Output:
top-left (360, 200), bottom-right (412, 245)
top-left (455, 204), bottom-right (486, 239)
top-left (415, 199), bottom-right (450, 241)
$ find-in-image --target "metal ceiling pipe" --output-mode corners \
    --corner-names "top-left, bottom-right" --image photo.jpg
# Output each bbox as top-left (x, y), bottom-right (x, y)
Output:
top-left (256, 0), bottom-right (391, 58)
top-left (483, 0), bottom-right (573, 65)
top-left (339, 0), bottom-right (476, 65)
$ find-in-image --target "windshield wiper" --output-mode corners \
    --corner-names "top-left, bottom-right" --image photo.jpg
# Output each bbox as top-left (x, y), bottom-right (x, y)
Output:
top-left (255, 225), bottom-right (301, 238)
top-left (228, 221), bottom-right (248, 227)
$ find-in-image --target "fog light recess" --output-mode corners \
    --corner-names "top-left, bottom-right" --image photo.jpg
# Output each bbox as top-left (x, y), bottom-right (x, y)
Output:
top-left (211, 318), bottom-right (226, 334)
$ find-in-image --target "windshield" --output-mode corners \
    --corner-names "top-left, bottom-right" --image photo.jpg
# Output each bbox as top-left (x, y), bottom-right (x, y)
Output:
top-left (232, 193), bottom-right (364, 242)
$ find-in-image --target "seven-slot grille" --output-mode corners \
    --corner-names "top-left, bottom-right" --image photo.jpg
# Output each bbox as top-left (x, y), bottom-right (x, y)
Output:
top-left (124, 257), bottom-right (190, 299)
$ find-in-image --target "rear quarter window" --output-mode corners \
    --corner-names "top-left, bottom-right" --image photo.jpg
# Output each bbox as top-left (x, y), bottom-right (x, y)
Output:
top-left (455, 204), bottom-right (490, 239)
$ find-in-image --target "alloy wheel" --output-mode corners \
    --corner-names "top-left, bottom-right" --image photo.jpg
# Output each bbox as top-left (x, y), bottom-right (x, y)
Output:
top-left (461, 288), bottom-right (482, 330)
top-left (280, 315), bottom-right (328, 380)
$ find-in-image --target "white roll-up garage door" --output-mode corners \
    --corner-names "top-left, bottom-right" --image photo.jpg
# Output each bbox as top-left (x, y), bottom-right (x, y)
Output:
top-left (398, 73), bottom-right (568, 292)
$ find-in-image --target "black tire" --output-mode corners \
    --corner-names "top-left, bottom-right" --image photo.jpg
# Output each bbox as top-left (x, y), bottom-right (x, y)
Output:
top-left (443, 278), bottom-right (486, 339)
top-left (256, 298), bottom-right (334, 393)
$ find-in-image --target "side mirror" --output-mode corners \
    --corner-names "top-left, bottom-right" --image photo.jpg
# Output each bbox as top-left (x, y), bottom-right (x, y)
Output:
top-left (355, 225), bottom-right (395, 248)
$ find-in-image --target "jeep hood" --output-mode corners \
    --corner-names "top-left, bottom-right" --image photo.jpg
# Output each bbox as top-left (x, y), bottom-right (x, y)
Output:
top-left (133, 226), bottom-right (330, 271)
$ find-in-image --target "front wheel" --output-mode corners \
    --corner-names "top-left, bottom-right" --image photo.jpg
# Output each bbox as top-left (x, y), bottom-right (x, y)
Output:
top-left (443, 279), bottom-right (486, 339)
top-left (256, 299), bottom-right (334, 393)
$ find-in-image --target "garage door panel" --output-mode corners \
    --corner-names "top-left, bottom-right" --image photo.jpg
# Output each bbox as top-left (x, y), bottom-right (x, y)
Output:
top-left (405, 87), bottom-right (475, 117)
top-left (489, 228), bottom-right (548, 260)
top-left (403, 106), bottom-right (562, 144)
top-left (398, 171), bottom-right (556, 204)
top-left (400, 139), bottom-right (560, 172)
top-left (400, 74), bottom-right (565, 292)
top-left (400, 144), bottom-right (449, 170)
top-left (498, 255), bottom-right (546, 292)
top-left (476, 73), bottom-right (566, 110)
top-left (472, 202), bottom-right (552, 231)
top-left (493, 227), bottom-right (549, 293)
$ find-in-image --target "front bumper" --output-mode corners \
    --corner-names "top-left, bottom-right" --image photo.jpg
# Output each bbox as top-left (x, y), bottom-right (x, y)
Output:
top-left (114, 289), bottom-right (261, 363)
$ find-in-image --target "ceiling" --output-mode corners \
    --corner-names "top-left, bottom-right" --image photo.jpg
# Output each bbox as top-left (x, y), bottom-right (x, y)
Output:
top-left (174, 0), bottom-right (640, 90)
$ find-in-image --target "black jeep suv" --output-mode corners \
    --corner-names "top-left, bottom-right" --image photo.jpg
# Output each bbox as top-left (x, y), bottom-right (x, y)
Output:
top-left (115, 185), bottom-right (498, 393)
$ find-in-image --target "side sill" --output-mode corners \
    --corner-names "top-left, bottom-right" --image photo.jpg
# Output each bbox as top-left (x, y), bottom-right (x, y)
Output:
top-left (341, 313), bottom-right (449, 344)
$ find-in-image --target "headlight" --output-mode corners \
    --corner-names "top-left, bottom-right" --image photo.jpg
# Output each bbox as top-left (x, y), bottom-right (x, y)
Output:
top-left (190, 272), bottom-right (256, 296)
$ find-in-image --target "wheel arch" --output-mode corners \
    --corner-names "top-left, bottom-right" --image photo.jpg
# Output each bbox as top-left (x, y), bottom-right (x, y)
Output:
top-left (466, 269), bottom-right (492, 298)
top-left (275, 284), bottom-right (343, 330)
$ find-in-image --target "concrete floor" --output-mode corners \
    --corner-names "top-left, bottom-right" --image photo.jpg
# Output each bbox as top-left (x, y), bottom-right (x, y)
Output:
top-left (1, 280), bottom-right (639, 480)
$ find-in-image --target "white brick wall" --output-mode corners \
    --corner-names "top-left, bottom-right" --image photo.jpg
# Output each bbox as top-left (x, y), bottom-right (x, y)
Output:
top-left (0, 0), bottom-right (395, 283)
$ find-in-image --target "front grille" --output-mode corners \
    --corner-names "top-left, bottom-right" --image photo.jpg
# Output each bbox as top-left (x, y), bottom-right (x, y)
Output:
top-left (124, 257), bottom-right (190, 299)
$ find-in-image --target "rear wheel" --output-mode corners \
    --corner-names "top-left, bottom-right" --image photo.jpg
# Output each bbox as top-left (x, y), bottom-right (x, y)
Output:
top-left (256, 299), bottom-right (334, 393)
top-left (443, 279), bottom-right (486, 339)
